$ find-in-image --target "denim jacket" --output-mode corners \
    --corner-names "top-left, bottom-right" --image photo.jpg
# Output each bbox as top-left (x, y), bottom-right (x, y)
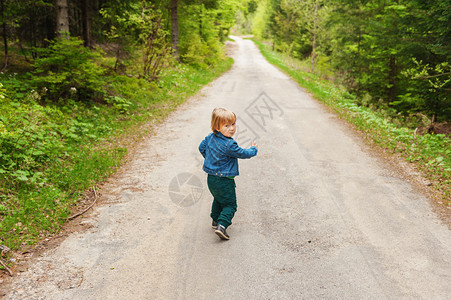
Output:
top-left (199, 132), bottom-right (258, 177)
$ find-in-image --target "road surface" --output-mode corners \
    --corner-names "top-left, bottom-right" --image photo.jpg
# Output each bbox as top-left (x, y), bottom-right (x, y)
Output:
top-left (3, 36), bottom-right (450, 299)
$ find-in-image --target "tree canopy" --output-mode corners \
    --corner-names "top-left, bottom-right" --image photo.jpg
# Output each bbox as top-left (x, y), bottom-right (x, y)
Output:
top-left (242, 0), bottom-right (450, 121)
top-left (0, 0), bottom-right (241, 73)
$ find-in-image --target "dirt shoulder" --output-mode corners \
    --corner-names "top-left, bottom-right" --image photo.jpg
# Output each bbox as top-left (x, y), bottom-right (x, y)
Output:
top-left (327, 106), bottom-right (450, 227)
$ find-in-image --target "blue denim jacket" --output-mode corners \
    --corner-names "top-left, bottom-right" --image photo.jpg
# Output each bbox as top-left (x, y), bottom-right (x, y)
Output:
top-left (199, 132), bottom-right (258, 177)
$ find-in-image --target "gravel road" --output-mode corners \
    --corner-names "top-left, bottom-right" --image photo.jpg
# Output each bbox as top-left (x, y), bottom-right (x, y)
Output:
top-left (2, 36), bottom-right (450, 299)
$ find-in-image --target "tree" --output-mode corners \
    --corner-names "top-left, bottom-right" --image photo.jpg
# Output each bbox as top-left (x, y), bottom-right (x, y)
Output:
top-left (32, 37), bottom-right (105, 101)
top-left (250, 0), bottom-right (450, 120)
top-left (81, 0), bottom-right (91, 47)
top-left (142, 6), bottom-right (172, 80)
top-left (0, 0), bottom-right (8, 69)
top-left (55, 0), bottom-right (69, 37)
top-left (170, 0), bottom-right (180, 60)
top-left (311, 0), bottom-right (319, 71)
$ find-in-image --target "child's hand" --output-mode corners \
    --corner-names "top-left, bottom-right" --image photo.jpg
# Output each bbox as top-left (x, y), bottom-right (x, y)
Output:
top-left (251, 141), bottom-right (258, 149)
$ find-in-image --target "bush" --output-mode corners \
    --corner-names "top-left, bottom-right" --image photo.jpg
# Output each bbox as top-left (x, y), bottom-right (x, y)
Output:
top-left (180, 34), bottom-right (224, 68)
top-left (32, 37), bottom-right (106, 102)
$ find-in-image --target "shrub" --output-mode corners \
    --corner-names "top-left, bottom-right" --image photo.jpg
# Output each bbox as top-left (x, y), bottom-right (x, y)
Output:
top-left (32, 37), bottom-right (106, 102)
top-left (180, 33), bottom-right (224, 68)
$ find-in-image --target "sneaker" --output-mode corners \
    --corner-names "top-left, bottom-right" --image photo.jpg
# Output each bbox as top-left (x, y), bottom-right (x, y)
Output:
top-left (215, 225), bottom-right (230, 240)
top-left (212, 220), bottom-right (218, 229)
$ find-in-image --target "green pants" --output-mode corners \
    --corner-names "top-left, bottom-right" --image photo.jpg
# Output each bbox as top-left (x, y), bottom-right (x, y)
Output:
top-left (207, 175), bottom-right (237, 229)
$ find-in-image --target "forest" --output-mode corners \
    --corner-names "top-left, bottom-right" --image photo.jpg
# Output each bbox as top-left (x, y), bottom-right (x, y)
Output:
top-left (0, 0), bottom-right (449, 254)
top-left (237, 0), bottom-right (450, 124)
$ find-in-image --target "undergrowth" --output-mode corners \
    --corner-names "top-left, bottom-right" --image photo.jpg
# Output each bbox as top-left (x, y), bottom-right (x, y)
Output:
top-left (252, 39), bottom-right (450, 204)
top-left (0, 58), bottom-right (233, 251)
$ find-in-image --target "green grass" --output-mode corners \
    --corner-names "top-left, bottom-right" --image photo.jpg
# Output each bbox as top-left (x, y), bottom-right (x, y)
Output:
top-left (252, 39), bottom-right (450, 203)
top-left (0, 57), bottom-right (233, 252)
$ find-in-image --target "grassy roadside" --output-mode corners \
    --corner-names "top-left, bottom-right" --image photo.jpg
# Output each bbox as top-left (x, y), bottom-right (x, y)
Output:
top-left (252, 39), bottom-right (450, 205)
top-left (0, 58), bottom-right (233, 254)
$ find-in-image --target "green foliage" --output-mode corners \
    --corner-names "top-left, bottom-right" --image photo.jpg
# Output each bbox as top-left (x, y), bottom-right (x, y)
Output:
top-left (178, 2), bottom-right (235, 67)
top-left (105, 95), bottom-right (132, 113)
top-left (0, 74), bottom-right (33, 102)
top-left (0, 83), bottom-right (6, 100)
top-left (400, 59), bottom-right (451, 117)
top-left (0, 96), bottom-right (64, 187)
top-left (249, 0), bottom-right (451, 122)
top-left (142, 13), bottom-right (172, 81)
top-left (180, 33), bottom-right (223, 68)
top-left (99, 1), bottom-right (173, 79)
top-left (32, 37), bottom-right (106, 102)
top-left (250, 0), bottom-right (272, 38)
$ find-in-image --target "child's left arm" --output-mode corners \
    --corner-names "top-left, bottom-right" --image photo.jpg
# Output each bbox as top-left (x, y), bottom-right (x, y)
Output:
top-left (226, 140), bottom-right (258, 159)
top-left (199, 138), bottom-right (207, 158)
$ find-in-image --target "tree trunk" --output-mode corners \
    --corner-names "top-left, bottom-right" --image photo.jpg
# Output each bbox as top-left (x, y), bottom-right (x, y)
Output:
top-left (45, 14), bottom-right (55, 42)
top-left (170, 0), bottom-right (179, 61)
top-left (1, 0), bottom-right (8, 69)
top-left (388, 55), bottom-right (397, 103)
top-left (82, 0), bottom-right (91, 47)
top-left (199, 5), bottom-right (203, 39)
top-left (56, 0), bottom-right (69, 38)
top-left (311, 0), bottom-right (319, 72)
top-left (356, 28), bottom-right (362, 98)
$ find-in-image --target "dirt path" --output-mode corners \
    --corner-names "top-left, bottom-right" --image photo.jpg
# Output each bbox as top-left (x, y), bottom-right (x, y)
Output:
top-left (3, 36), bottom-right (450, 299)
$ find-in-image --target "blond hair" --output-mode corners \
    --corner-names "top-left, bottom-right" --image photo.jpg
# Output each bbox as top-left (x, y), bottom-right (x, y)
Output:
top-left (211, 108), bottom-right (236, 134)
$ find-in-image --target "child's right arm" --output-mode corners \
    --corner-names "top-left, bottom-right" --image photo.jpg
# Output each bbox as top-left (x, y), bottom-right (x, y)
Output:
top-left (226, 140), bottom-right (258, 159)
